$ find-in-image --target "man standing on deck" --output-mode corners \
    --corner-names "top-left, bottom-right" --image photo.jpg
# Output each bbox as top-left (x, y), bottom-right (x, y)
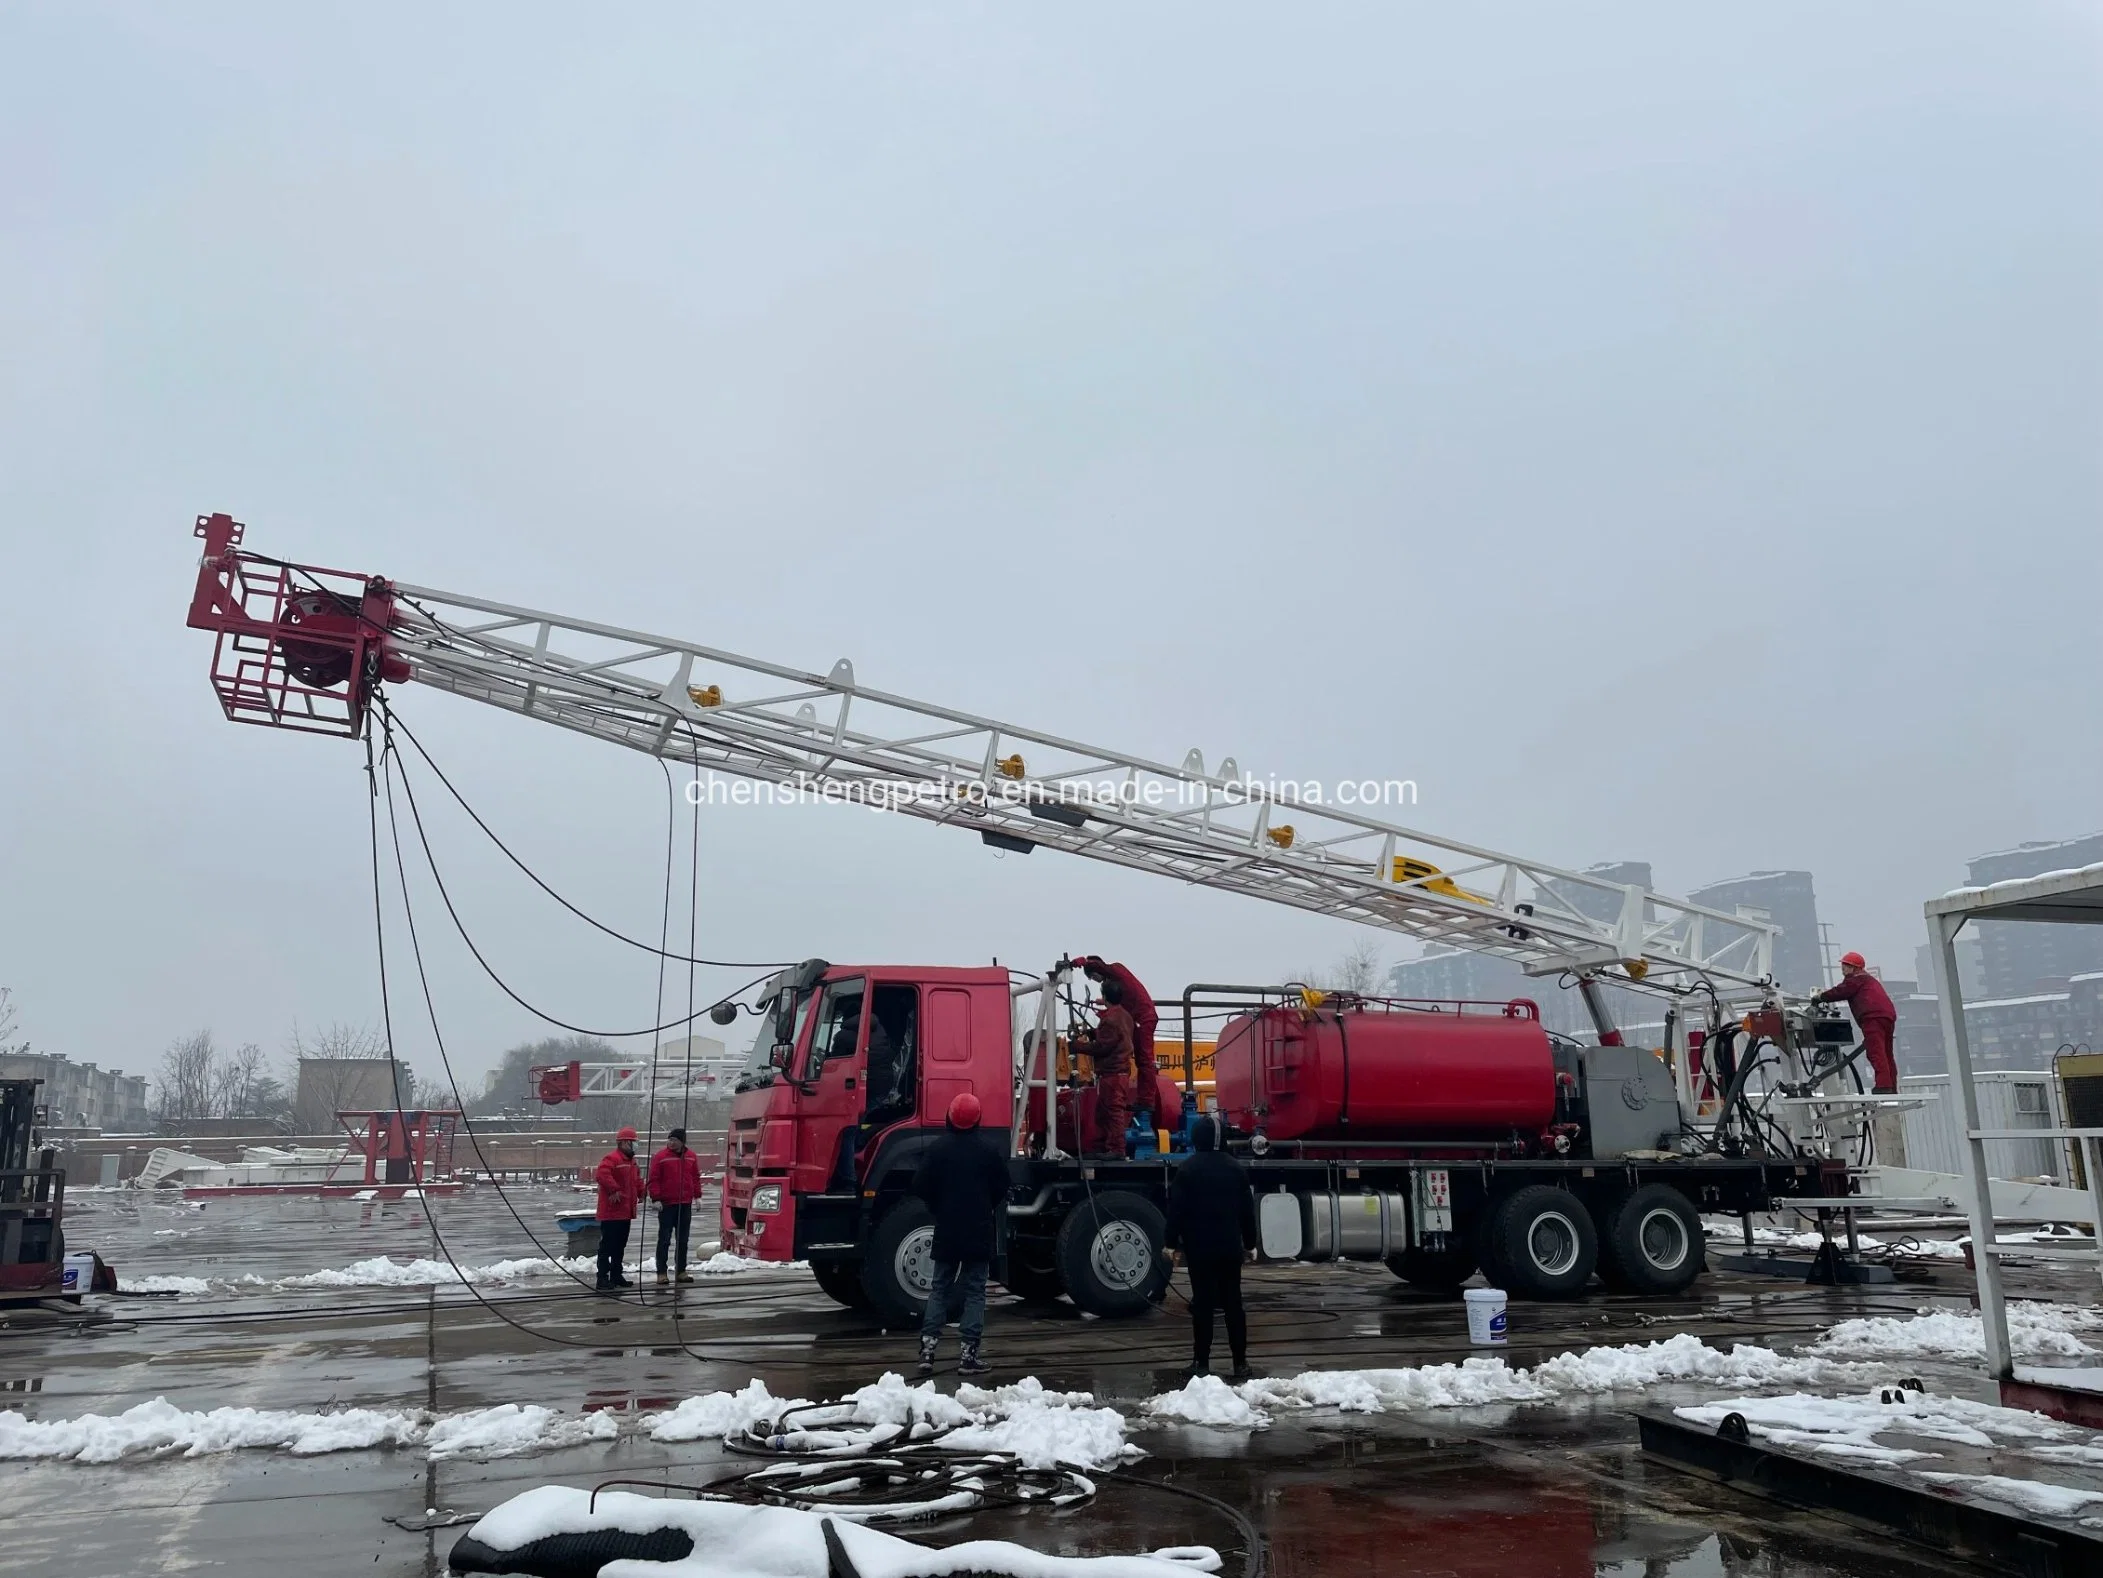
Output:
top-left (1071, 976), bottom-right (1137, 1158)
top-left (1816, 951), bottom-right (1906, 1166)
top-left (1077, 955), bottom-right (1160, 1121)
top-left (648, 1128), bottom-right (703, 1285)
top-left (594, 1126), bottom-right (641, 1291)
top-left (1816, 952), bottom-right (1899, 1093)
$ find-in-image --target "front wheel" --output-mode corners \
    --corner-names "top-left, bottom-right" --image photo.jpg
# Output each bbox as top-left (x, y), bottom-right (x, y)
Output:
top-left (861, 1199), bottom-right (937, 1329)
top-left (1598, 1185), bottom-right (1704, 1295)
top-left (1485, 1184), bottom-right (1598, 1300)
top-left (812, 1259), bottom-right (871, 1310)
top-left (1055, 1191), bottom-right (1168, 1318)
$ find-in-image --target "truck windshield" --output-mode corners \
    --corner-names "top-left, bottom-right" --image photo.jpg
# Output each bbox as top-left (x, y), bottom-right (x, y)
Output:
top-left (740, 988), bottom-right (816, 1079)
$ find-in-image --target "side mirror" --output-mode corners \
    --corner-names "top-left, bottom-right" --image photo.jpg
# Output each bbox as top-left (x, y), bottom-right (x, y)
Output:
top-left (769, 1043), bottom-right (794, 1070)
top-left (710, 1002), bottom-right (740, 1027)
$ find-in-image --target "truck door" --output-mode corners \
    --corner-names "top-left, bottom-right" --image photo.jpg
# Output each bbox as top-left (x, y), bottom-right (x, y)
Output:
top-left (793, 977), bottom-right (867, 1196)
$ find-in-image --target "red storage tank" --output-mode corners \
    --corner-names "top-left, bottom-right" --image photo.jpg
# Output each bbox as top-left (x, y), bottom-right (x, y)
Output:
top-left (1213, 1002), bottom-right (1556, 1142)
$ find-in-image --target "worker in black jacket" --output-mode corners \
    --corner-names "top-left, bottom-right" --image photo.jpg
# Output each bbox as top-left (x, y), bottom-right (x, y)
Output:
top-left (913, 1091), bottom-right (1009, 1377)
top-left (1164, 1116), bottom-right (1259, 1380)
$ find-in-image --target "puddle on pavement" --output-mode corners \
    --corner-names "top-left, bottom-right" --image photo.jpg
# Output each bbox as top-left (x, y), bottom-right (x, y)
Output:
top-left (929, 1430), bottom-right (1969, 1578)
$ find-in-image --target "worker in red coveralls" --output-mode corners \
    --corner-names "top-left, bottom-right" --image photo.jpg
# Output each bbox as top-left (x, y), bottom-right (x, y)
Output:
top-left (594, 1126), bottom-right (641, 1291)
top-left (1078, 956), bottom-right (1161, 1122)
top-left (647, 1127), bottom-right (703, 1286)
top-left (1816, 951), bottom-right (1900, 1092)
top-left (1072, 975), bottom-right (1137, 1157)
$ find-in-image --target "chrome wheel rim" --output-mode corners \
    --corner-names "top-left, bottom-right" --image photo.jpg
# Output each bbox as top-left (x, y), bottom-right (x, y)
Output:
top-left (1090, 1219), bottom-right (1155, 1291)
top-left (895, 1224), bottom-right (936, 1297)
top-left (1525, 1209), bottom-right (1581, 1277)
top-left (1637, 1207), bottom-right (1689, 1271)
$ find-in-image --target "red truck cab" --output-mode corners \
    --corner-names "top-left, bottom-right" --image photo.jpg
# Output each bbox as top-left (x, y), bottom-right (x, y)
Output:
top-left (719, 961), bottom-right (1015, 1275)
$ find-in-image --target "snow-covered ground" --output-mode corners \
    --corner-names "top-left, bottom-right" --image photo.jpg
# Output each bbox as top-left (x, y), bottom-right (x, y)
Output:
top-left (1810, 1302), bottom-right (2103, 1363)
top-left (117, 1249), bottom-right (810, 1295)
top-left (461, 1487), bottom-right (1219, 1578)
top-left (0, 1397), bottom-right (616, 1464)
top-left (1146, 1333), bottom-right (1873, 1429)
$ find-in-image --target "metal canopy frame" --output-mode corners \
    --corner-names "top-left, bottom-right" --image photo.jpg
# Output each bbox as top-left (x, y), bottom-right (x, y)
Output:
top-left (1926, 861), bottom-right (2103, 1378)
top-left (379, 581), bottom-right (1779, 1001)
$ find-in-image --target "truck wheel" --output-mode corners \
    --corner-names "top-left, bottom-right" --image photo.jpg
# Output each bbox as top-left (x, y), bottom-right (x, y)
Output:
top-left (999, 1249), bottom-right (1066, 1303)
top-left (1055, 1191), bottom-right (1168, 1318)
top-left (861, 1199), bottom-right (937, 1329)
top-left (1485, 1185), bottom-right (1597, 1299)
top-left (1385, 1243), bottom-right (1479, 1293)
top-left (1598, 1185), bottom-right (1704, 1295)
top-left (1473, 1194), bottom-right (1516, 1287)
top-left (811, 1259), bottom-right (871, 1310)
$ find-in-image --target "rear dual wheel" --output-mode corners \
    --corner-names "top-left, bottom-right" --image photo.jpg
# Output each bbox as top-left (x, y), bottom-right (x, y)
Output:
top-left (1598, 1185), bottom-right (1704, 1295)
top-left (1480, 1185), bottom-right (1598, 1300)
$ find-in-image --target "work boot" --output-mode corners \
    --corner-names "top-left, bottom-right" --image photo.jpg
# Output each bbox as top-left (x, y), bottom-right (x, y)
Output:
top-left (614, 1273), bottom-right (634, 1289)
top-left (674, 1270), bottom-right (694, 1285)
top-left (1229, 1362), bottom-right (1255, 1383)
top-left (917, 1339), bottom-right (937, 1378)
top-left (655, 1270), bottom-right (670, 1287)
top-left (958, 1345), bottom-right (990, 1377)
top-left (1184, 1363), bottom-right (1211, 1383)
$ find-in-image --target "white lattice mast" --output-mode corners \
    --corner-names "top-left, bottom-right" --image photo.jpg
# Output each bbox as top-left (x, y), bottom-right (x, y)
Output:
top-left (185, 513), bottom-right (1780, 1006)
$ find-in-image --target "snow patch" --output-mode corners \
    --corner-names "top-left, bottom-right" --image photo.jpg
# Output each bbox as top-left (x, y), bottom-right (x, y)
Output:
top-left (1812, 1303), bottom-right (2103, 1363)
top-left (1676, 1388), bottom-right (2070, 1468)
top-left (120, 1274), bottom-right (215, 1295)
top-left (273, 1254), bottom-right (592, 1289)
top-left (1145, 1334), bottom-right (1865, 1428)
top-left (690, 1251), bottom-right (811, 1275)
top-left (465, 1486), bottom-right (1214, 1578)
top-left (0, 1397), bottom-right (615, 1464)
top-left (1920, 1472), bottom-right (2103, 1519)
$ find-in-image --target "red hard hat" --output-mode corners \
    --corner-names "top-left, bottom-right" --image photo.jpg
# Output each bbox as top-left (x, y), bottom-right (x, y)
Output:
top-left (947, 1092), bottom-right (983, 1130)
top-left (617, 1126), bottom-right (638, 1142)
top-left (1840, 951), bottom-right (1866, 970)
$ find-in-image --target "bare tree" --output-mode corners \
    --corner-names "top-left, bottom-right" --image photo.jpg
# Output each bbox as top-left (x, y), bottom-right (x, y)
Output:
top-left (154, 1031), bottom-right (218, 1120)
top-left (0, 987), bottom-right (29, 1058)
top-left (209, 1041), bottom-right (272, 1118)
top-left (1289, 939), bottom-right (1386, 996)
top-left (287, 1021), bottom-right (416, 1130)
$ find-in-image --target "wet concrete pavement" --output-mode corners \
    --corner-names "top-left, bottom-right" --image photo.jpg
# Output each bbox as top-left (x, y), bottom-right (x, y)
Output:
top-left (0, 1189), bottom-right (2052, 1577)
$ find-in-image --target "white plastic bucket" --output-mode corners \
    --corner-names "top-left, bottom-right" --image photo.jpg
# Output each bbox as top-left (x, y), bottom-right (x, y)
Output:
top-left (60, 1252), bottom-right (96, 1298)
top-left (1464, 1286), bottom-right (1507, 1345)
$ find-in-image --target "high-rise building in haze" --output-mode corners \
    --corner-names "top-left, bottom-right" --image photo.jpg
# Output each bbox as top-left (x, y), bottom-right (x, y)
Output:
top-left (1686, 870), bottom-right (1823, 995)
top-left (1965, 834), bottom-right (2103, 998)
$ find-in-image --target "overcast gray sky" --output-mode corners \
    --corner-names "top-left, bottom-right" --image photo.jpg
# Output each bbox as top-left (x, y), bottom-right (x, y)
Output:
top-left (3, 4), bottom-right (2099, 1094)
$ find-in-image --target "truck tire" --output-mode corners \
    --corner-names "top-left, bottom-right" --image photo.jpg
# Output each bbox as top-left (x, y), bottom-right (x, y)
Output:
top-left (1473, 1194), bottom-right (1516, 1288)
top-left (998, 1248), bottom-right (1066, 1303)
top-left (811, 1259), bottom-right (871, 1310)
top-left (1385, 1243), bottom-right (1479, 1294)
top-left (1484, 1184), bottom-right (1597, 1299)
top-left (1055, 1191), bottom-right (1168, 1318)
top-left (861, 1199), bottom-right (937, 1329)
top-left (1598, 1185), bottom-right (1704, 1295)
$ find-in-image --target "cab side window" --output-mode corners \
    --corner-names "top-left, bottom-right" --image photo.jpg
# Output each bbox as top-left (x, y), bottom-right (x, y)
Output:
top-left (803, 979), bottom-right (866, 1081)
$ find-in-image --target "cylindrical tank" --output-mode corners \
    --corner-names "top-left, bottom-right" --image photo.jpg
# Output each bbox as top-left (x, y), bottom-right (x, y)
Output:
top-left (1213, 1002), bottom-right (1556, 1142)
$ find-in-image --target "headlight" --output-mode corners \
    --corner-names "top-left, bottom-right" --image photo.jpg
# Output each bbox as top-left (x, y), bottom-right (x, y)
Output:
top-left (751, 1185), bottom-right (782, 1214)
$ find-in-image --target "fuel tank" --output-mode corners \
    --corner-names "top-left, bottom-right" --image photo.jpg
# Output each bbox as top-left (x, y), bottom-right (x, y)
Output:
top-left (1213, 1001), bottom-right (1557, 1142)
